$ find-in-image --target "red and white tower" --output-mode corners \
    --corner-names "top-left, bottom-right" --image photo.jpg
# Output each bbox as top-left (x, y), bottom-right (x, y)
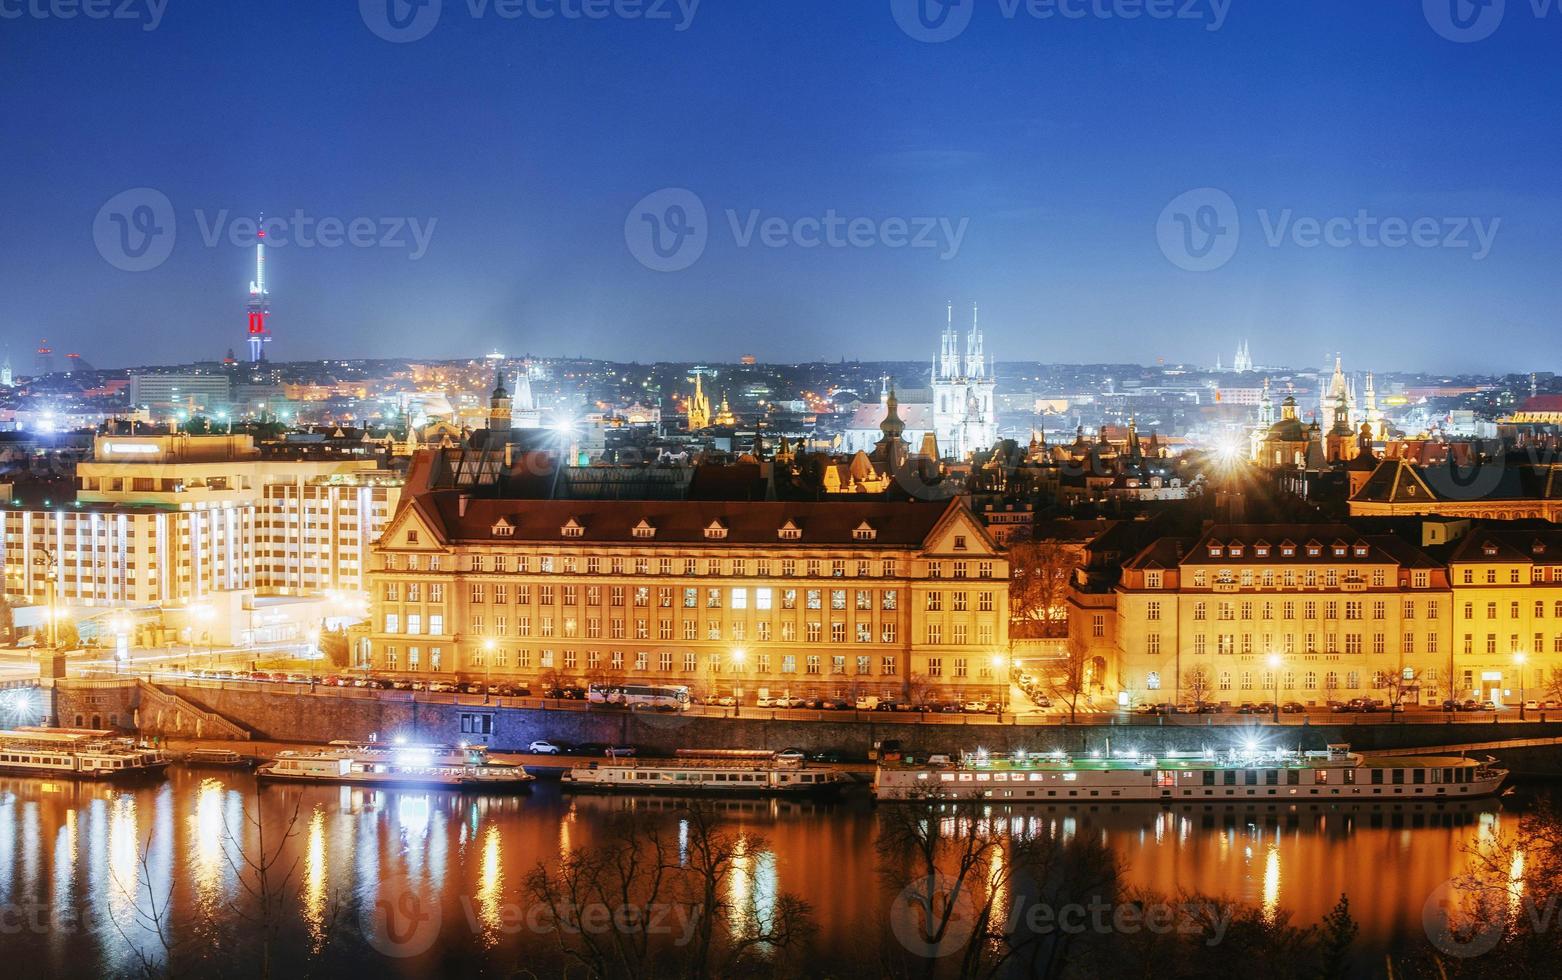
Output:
top-left (245, 218), bottom-right (272, 363)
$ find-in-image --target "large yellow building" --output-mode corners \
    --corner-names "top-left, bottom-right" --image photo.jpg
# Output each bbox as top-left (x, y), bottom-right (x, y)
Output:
top-left (1446, 527), bottom-right (1562, 705)
top-left (1094, 524), bottom-right (1455, 708)
top-left (365, 485), bottom-right (1010, 702)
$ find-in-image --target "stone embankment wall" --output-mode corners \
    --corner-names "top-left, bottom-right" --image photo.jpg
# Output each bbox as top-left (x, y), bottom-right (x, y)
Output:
top-left (58, 680), bottom-right (1562, 766)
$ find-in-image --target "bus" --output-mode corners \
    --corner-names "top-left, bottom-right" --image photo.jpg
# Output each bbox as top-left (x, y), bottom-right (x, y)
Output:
top-left (587, 683), bottom-right (692, 712)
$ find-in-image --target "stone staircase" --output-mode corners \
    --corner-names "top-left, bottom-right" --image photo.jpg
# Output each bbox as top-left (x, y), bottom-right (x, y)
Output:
top-left (133, 680), bottom-right (252, 740)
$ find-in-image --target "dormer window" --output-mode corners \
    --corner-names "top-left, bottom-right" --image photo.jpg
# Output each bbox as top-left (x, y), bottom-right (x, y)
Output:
top-left (1307, 546), bottom-right (1321, 557)
top-left (778, 521), bottom-right (802, 541)
top-left (1208, 544), bottom-right (1223, 558)
top-left (1281, 545), bottom-right (1295, 557)
top-left (1533, 541), bottom-right (1548, 555)
top-left (1353, 545), bottom-right (1369, 557)
top-left (632, 519), bottom-right (656, 540)
top-left (1255, 546), bottom-right (1270, 558)
top-left (1229, 545), bottom-right (1244, 558)
top-left (1483, 544), bottom-right (1499, 557)
top-left (704, 520), bottom-right (729, 540)
top-left (560, 518), bottom-right (583, 539)
top-left (853, 522), bottom-right (877, 542)
top-left (491, 519), bottom-right (515, 538)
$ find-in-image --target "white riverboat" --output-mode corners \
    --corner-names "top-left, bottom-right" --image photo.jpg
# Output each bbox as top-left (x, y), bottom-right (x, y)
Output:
top-left (563, 752), bottom-right (850, 797)
top-left (257, 743), bottom-right (534, 791)
top-left (0, 727), bottom-right (171, 779)
top-left (873, 744), bottom-right (1508, 803)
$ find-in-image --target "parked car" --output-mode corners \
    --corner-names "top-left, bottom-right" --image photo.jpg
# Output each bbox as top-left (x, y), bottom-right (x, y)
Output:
top-left (1235, 703), bottom-right (1258, 714)
top-left (776, 748), bottom-right (806, 763)
top-left (714, 695), bottom-right (737, 707)
top-left (604, 746), bottom-right (637, 758)
top-left (1136, 702), bottom-right (1167, 715)
top-left (1031, 694), bottom-right (1053, 709)
top-left (527, 740), bottom-right (565, 755)
top-left (1479, 700), bottom-right (1498, 711)
top-left (962, 701), bottom-right (991, 714)
top-left (1524, 700), bottom-right (1540, 711)
top-left (1441, 699), bottom-right (1461, 712)
top-left (409, 681), bottom-right (427, 692)
top-left (1198, 703), bottom-right (1224, 714)
top-left (810, 750), bottom-right (844, 763)
top-left (1254, 702), bottom-right (1276, 714)
top-left (1280, 701), bottom-right (1307, 714)
top-left (1541, 700), bottom-right (1561, 711)
top-left (855, 696), bottom-right (881, 711)
top-left (429, 681), bottom-right (458, 694)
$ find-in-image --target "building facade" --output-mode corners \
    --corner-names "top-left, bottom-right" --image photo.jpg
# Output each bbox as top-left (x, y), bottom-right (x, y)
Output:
top-left (1446, 528), bottom-right (1562, 706)
top-left (1092, 524), bottom-right (1455, 708)
top-left (366, 491), bottom-right (1011, 702)
top-left (1, 433), bottom-right (401, 610)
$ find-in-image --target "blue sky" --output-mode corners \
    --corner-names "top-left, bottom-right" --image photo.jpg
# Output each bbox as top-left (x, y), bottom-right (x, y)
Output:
top-left (1, 0), bottom-right (1557, 372)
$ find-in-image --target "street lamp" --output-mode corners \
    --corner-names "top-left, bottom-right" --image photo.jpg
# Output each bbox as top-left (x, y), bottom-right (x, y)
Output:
top-left (731, 648), bottom-right (745, 716)
top-left (1516, 651), bottom-right (1528, 720)
top-left (1268, 653), bottom-right (1282, 723)
top-left (483, 638), bottom-right (496, 703)
top-left (991, 653), bottom-right (1007, 717)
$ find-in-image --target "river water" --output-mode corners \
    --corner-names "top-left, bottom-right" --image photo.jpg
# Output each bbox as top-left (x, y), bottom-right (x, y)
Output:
top-left (0, 769), bottom-right (1520, 977)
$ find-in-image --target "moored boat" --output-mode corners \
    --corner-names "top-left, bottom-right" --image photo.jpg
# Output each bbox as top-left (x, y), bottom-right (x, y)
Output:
top-left (180, 748), bottom-right (256, 768)
top-left (0, 727), bottom-right (171, 779)
top-left (257, 742), bottom-right (534, 791)
top-left (563, 750), bottom-right (849, 796)
top-left (873, 743), bottom-right (1507, 803)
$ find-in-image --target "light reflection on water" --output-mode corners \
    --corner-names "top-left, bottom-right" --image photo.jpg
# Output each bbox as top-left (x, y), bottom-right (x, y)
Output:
top-left (0, 773), bottom-right (1521, 975)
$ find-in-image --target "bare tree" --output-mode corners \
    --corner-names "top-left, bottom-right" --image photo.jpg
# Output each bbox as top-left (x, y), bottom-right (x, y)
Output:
top-left (875, 796), bottom-right (1123, 980)
top-left (1376, 668), bottom-right (1420, 717)
top-left (107, 832), bottom-right (180, 979)
top-left (523, 803), bottom-right (814, 980)
top-left (1008, 541), bottom-right (1078, 639)
top-left (1055, 633), bottom-right (1092, 722)
top-left (220, 787), bottom-right (306, 980)
top-left (1182, 665), bottom-right (1213, 709)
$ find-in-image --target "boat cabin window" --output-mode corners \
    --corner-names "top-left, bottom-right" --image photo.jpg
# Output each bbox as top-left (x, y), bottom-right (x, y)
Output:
top-left (1392, 769), bottom-right (1404, 785)
top-left (1203, 771), bottom-right (1216, 787)
top-left (1413, 769), bottom-right (1425, 784)
top-left (1287, 770), bottom-right (1300, 785)
top-left (1371, 769), bottom-right (1384, 784)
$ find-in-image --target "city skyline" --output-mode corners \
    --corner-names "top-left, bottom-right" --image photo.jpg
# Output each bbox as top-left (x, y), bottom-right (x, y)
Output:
top-left (5, 3), bottom-right (1559, 371)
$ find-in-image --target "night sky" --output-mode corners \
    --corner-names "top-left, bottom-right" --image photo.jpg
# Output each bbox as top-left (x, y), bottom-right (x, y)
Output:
top-left (2, 1), bottom-right (1557, 371)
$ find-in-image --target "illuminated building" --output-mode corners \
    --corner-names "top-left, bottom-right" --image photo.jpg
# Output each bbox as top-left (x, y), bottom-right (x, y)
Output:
top-left (366, 468), bottom-right (1010, 699)
top-left (1087, 523), bottom-right (1452, 707)
top-left (841, 304), bottom-right (999, 460)
top-left (1446, 527), bottom-right (1562, 704)
top-left (685, 370), bottom-right (712, 431)
top-left (1, 434), bottom-right (400, 610)
top-left (1349, 457), bottom-right (1562, 522)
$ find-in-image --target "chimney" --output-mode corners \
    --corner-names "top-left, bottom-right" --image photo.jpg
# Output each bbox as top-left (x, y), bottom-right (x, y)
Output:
top-left (458, 493), bottom-right (471, 518)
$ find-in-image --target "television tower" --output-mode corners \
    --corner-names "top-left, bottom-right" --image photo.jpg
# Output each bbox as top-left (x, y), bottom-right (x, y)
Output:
top-left (245, 218), bottom-right (272, 363)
